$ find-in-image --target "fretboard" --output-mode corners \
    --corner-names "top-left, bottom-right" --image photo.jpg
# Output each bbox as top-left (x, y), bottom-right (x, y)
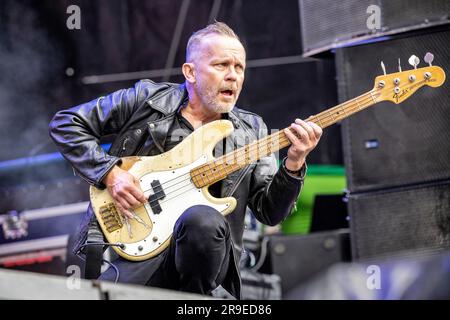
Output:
top-left (190, 90), bottom-right (380, 188)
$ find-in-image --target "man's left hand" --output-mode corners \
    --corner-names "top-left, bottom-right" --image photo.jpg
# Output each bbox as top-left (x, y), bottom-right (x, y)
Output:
top-left (283, 119), bottom-right (323, 171)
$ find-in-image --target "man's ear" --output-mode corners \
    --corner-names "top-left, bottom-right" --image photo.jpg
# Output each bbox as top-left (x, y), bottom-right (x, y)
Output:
top-left (182, 63), bottom-right (196, 84)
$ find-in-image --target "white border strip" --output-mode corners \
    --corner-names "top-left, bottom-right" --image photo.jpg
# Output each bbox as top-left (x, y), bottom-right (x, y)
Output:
top-left (0, 201), bottom-right (89, 224)
top-left (0, 235), bottom-right (69, 257)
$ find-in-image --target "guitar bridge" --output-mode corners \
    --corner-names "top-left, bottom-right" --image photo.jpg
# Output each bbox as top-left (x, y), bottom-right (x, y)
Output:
top-left (99, 203), bottom-right (123, 233)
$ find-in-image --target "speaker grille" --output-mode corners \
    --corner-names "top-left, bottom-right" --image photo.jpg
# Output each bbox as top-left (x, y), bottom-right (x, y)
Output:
top-left (299, 0), bottom-right (372, 54)
top-left (382, 1), bottom-right (450, 30)
top-left (349, 183), bottom-right (450, 260)
top-left (299, 0), bottom-right (450, 55)
top-left (337, 28), bottom-right (450, 192)
top-left (268, 230), bottom-right (350, 293)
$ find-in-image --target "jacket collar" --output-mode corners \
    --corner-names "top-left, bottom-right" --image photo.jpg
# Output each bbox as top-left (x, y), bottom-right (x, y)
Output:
top-left (148, 83), bottom-right (188, 116)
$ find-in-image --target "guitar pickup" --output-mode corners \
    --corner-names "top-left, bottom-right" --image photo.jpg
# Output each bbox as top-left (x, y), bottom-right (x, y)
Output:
top-left (99, 203), bottom-right (123, 233)
top-left (148, 180), bottom-right (165, 215)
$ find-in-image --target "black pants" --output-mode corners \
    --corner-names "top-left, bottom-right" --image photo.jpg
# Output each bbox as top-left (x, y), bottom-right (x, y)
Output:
top-left (99, 205), bottom-right (232, 295)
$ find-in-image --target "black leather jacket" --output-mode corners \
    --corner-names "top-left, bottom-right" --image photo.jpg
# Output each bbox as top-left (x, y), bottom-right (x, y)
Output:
top-left (49, 80), bottom-right (305, 295)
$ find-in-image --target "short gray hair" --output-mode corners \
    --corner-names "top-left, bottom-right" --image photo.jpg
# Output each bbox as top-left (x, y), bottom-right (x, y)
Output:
top-left (186, 22), bottom-right (241, 62)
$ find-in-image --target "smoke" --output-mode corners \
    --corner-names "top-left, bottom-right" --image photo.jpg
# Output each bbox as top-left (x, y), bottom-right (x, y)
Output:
top-left (0, 1), bottom-right (87, 211)
top-left (0, 1), bottom-right (64, 162)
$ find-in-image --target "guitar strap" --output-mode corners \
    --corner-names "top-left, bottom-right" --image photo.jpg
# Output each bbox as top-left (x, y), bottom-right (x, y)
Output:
top-left (85, 244), bottom-right (103, 279)
top-left (84, 219), bottom-right (105, 279)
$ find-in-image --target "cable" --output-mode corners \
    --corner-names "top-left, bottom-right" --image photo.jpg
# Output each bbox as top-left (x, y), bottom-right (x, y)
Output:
top-left (101, 259), bottom-right (120, 283)
top-left (247, 251), bottom-right (256, 268)
top-left (250, 236), bottom-right (269, 272)
top-left (76, 242), bottom-right (125, 255)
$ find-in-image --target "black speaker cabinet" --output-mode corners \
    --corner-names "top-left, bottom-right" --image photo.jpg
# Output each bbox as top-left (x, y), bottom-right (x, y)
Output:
top-left (336, 27), bottom-right (450, 193)
top-left (299, 0), bottom-right (450, 56)
top-left (349, 182), bottom-right (450, 260)
top-left (267, 229), bottom-right (351, 294)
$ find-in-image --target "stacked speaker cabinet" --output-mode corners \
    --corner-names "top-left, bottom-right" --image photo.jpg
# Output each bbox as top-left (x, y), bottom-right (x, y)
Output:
top-left (336, 26), bottom-right (450, 260)
top-left (299, 0), bottom-right (450, 56)
top-left (267, 229), bottom-right (351, 294)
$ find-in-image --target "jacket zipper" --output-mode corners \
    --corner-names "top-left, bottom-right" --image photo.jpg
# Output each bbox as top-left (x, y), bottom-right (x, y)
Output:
top-left (226, 165), bottom-right (252, 197)
top-left (118, 136), bottom-right (130, 157)
top-left (225, 117), bottom-right (258, 197)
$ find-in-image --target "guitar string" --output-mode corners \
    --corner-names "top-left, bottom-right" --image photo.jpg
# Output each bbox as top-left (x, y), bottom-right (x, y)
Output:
top-left (137, 90), bottom-right (381, 209)
top-left (141, 89), bottom-right (378, 195)
top-left (124, 78), bottom-right (425, 227)
top-left (188, 90), bottom-right (380, 183)
top-left (139, 77), bottom-right (417, 200)
top-left (139, 91), bottom-right (381, 210)
top-left (141, 76), bottom-right (424, 208)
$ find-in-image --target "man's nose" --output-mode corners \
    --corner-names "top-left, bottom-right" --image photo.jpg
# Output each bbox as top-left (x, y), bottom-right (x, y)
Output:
top-left (225, 66), bottom-right (238, 81)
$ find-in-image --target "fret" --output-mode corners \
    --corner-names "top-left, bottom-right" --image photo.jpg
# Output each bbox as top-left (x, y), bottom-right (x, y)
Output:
top-left (264, 135), bottom-right (272, 156)
top-left (218, 162), bottom-right (227, 175)
top-left (274, 132), bottom-right (282, 149)
top-left (276, 132), bottom-right (284, 149)
top-left (222, 154), bottom-right (230, 166)
top-left (328, 108), bottom-right (338, 124)
top-left (258, 141), bottom-right (266, 159)
top-left (330, 110), bottom-right (336, 122)
top-left (235, 150), bottom-right (245, 167)
top-left (223, 163), bottom-right (232, 175)
top-left (206, 163), bottom-right (213, 174)
top-left (201, 167), bottom-right (209, 185)
top-left (267, 141), bottom-right (272, 154)
top-left (244, 145), bottom-right (250, 164)
top-left (316, 116), bottom-right (327, 128)
top-left (341, 105), bottom-right (348, 119)
top-left (356, 97), bottom-right (362, 111)
top-left (261, 140), bottom-right (270, 157)
top-left (265, 135), bottom-right (273, 154)
top-left (199, 167), bottom-right (208, 185)
top-left (252, 141), bottom-right (259, 163)
top-left (237, 148), bottom-right (245, 166)
top-left (192, 169), bottom-right (202, 187)
top-left (207, 163), bottom-right (218, 180)
top-left (215, 165), bottom-right (222, 180)
top-left (192, 175), bottom-right (200, 187)
top-left (316, 117), bottom-right (324, 128)
top-left (369, 91), bottom-right (376, 104)
top-left (213, 165), bottom-right (221, 179)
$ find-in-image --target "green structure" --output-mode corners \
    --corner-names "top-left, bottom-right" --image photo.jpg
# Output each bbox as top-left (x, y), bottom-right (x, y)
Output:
top-left (282, 165), bottom-right (347, 235)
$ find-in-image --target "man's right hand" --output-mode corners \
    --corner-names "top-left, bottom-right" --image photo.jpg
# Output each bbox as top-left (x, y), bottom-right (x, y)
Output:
top-left (103, 165), bottom-right (147, 219)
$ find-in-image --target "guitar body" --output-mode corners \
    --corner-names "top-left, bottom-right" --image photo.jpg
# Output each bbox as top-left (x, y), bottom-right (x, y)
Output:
top-left (90, 120), bottom-right (237, 261)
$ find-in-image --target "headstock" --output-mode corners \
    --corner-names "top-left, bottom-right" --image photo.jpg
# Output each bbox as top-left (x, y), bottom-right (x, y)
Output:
top-left (372, 53), bottom-right (446, 104)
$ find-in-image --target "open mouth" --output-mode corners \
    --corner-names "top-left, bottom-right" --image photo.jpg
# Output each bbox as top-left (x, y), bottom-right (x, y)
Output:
top-left (220, 90), bottom-right (233, 97)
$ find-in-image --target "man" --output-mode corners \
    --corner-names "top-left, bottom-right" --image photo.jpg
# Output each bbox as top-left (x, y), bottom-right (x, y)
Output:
top-left (49, 22), bottom-right (322, 299)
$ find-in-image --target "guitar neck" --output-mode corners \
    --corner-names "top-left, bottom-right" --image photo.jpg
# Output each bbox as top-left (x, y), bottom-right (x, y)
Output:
top-left (191, 89), bottom-right (381, 188)
top-left (306, 90), bottom-right (380, 128)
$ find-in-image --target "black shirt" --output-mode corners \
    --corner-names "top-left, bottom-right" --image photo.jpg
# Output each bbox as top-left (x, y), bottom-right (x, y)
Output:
top-left (162, 102), bottom-right (224, 198)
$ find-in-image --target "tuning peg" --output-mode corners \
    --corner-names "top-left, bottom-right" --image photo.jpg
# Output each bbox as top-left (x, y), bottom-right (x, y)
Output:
top-left (381, 61), bottom-right (386, 75)
top-left (424, 52), bottom-right (434, 66)
top-left (398, 58), bottom-right (402, 72)
top-left (408, 55), bottom-right (420, 69)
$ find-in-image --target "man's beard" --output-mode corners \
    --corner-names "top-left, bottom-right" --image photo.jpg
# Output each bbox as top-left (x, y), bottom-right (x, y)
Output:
top-left (196, 82), bottom-right (237, 114)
